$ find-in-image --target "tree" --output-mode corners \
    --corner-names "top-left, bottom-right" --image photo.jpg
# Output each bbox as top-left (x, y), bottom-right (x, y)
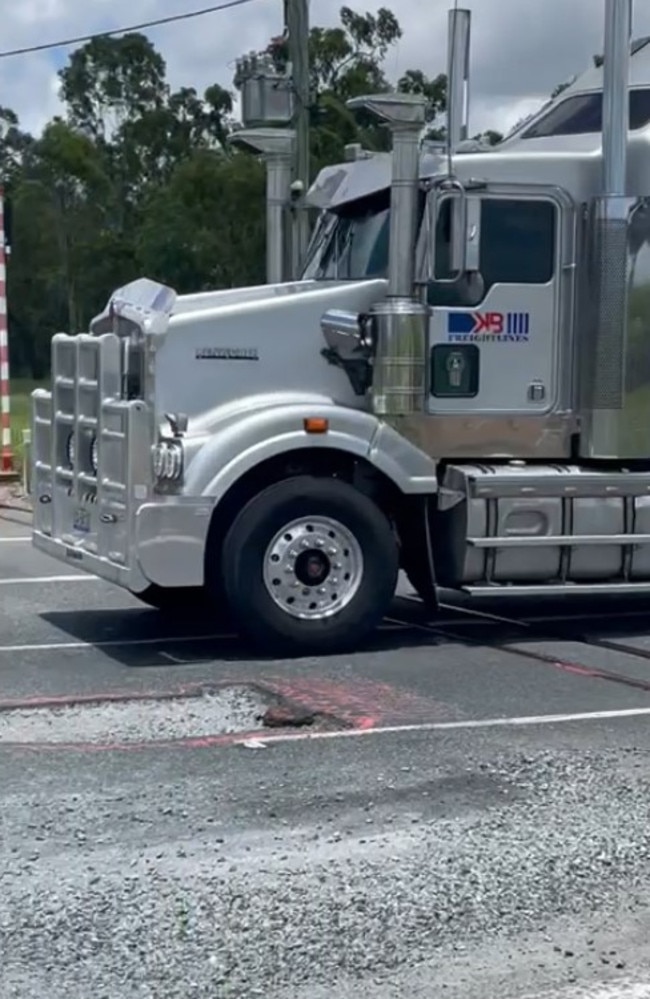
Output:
top-left (59, 33), bottom-right (168, 139)
top-left (5, 4), bottom-right (502, 378)
top-left (474, 129), bottom-right (503, 146)
top-left (116, 82), bottom-right (234, 195)
top-left (8, 118), bottom-right (114, 372)
top-left (137, 149), bottom-right (265, 291)
top-left (397, 68), bottom-right (447, 140)
top-left (269, 6), bottom-right (446, 166)
top-left (0, 107), bottom-right (33, 185)
top-left (59, 34), bottom-right (235, 202)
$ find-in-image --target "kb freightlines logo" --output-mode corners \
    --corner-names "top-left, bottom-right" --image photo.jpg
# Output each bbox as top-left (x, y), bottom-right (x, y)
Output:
top-left (447, 311), bottom-right (530, 343)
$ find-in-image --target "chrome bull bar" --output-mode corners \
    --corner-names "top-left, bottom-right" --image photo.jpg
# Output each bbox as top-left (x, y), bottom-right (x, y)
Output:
top-left (32, 332), bottom-right (153, 579)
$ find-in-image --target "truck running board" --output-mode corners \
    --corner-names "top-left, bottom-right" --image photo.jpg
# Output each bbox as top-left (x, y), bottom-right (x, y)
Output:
top-left (462, 582), bottom-right (650, 597)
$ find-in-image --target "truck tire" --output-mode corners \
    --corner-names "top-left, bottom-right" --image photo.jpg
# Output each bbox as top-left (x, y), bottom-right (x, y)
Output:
top-left (219, 475), bottom-right (399, 655)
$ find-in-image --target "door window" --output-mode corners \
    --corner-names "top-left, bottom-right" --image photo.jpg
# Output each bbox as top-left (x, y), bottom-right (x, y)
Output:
top-left (427, 197), bottom-right (557, 307)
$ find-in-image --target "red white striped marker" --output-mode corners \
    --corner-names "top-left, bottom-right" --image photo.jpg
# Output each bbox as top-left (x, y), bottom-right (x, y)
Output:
top-left (0, 188), bottom-right (12, 476)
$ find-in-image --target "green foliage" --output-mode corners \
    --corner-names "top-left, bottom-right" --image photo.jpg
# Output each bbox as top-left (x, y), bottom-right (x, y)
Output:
top-left (4, 5), bottom-right (498, 378)
top-left (136, 149), bottom-right (265, 291)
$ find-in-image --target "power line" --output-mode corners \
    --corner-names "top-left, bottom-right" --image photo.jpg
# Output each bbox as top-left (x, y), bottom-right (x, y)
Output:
top-left (0, 0), bottom-right (260, 60)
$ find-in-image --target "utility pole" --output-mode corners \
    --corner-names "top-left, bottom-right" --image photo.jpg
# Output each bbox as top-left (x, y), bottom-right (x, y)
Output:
top-left (285, 0), bottom-right (311, 273)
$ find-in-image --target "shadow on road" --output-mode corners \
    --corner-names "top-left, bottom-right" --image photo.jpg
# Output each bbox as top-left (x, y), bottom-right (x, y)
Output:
top-left (36, 596), bottom-right (437, 669)
top-left (36, 588), bottom-right (650, 670)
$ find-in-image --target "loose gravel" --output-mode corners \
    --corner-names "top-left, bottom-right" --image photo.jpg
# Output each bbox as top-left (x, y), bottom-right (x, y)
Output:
top-left (2, 742), bottom-right (650, 998)
top-left (0, 686), bottom-right (268, 744)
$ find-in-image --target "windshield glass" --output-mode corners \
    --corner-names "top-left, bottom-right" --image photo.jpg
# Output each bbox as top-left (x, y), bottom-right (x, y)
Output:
top-left (303, 191), bottom-right (391, 281)
top-left (522, 88), bottom-right (650, 139)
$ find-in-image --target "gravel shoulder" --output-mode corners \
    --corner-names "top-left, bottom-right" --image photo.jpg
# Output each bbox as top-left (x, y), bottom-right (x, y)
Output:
top-left (2, 721), bottom-right (650, 998)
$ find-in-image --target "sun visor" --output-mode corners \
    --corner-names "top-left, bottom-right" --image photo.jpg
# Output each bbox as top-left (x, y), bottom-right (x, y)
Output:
top-left (306, 155), bottom-right (392, 210)
top-left (306, 148), bottom-right (447, 211)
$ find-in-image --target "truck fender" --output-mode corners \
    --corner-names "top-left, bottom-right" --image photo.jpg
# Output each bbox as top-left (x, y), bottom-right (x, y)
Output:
top-left (182, 403), bottom-right (439, 501)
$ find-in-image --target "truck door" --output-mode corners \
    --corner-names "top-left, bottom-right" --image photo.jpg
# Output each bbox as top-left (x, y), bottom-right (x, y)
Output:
top-left (426, 191), bottom-right (567, 427)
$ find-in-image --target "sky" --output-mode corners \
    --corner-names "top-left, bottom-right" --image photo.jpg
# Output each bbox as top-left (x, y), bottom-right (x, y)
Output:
top-left (2, 0), bottom-right (650, 139)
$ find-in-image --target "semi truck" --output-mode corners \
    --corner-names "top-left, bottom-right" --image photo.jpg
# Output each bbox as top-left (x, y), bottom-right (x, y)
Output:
top-left (31, 0), bottom-right (650, 654)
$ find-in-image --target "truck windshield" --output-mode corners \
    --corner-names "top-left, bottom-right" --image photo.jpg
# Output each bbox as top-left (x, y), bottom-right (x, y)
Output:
top-left (302, 191), bottom-right (390, 281)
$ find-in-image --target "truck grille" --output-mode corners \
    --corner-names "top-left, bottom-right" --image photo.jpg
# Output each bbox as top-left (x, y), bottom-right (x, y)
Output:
top-left (32, 332), bottom-right (152, 567)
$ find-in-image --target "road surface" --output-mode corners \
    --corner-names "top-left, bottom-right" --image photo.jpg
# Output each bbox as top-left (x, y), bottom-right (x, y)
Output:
top-left (2, 505), bottom-right (650, 998)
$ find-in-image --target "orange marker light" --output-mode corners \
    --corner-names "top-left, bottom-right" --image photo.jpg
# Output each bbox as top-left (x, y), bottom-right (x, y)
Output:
top-left (303, 417), bottom-right (329, 434)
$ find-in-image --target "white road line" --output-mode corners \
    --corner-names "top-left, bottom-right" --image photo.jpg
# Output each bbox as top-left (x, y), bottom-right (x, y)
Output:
top-left (0, 536), bottom-right (32, 543)
top-left (243, 705), bottom-right (650, 746)
top-left (0, 633), bottom-right (233, 654)
top-left (0, 614), bottom-right (410, 662)
top-left (0, 575), bottom-right (98, 585)
top-left (0, 621), bottom-right (403, 659)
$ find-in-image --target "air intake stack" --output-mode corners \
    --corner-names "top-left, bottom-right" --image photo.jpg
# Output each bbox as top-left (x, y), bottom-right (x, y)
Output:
top-left (344, 93), bottom-right (428, 417)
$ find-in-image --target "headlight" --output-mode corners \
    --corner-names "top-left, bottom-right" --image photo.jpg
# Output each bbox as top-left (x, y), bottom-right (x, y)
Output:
top-left (66, 431), bottom-right (76, 468)
top-left (152, 440), bottom-right (183, 481)
top-left (89, 435), bottom-right (98, 474)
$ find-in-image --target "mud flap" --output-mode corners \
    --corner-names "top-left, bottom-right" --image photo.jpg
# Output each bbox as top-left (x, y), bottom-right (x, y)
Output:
top-left (399, 495), bottom-right (438, 612)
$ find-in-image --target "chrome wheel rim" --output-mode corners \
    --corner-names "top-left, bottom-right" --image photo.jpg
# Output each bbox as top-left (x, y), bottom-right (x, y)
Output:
top-left (262, 515), bottom-right (364, 620)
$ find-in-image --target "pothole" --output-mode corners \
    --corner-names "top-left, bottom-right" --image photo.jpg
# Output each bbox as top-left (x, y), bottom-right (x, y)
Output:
top-left (0, 685), bottom-right (272, 745)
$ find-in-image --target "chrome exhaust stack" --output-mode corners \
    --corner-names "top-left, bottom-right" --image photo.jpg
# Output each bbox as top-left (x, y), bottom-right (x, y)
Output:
top-left (580, 0), bottom-right (638, 458)
top-left (446, 7), bottom-right (471, 152)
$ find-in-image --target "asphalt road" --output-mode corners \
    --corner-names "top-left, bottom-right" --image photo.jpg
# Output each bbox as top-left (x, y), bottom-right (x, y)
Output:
top-left (3, 505), bottom-right (650, 998)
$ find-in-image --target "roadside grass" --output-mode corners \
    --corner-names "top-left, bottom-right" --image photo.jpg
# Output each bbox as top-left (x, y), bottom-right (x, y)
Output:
top-left (9, 377), bottom-right (48, 471)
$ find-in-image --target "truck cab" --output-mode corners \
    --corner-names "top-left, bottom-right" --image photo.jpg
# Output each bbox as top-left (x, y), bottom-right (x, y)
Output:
top-left (31, 9), bottom-right (650, 654)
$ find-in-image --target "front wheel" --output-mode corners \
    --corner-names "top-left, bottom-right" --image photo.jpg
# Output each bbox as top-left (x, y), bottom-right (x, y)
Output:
top-left (219, 475), bottom-right (399, 655)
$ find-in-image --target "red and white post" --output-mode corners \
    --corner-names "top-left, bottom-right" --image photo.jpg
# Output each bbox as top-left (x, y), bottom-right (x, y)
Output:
top-left (0, 188), bottom-right (12, 477)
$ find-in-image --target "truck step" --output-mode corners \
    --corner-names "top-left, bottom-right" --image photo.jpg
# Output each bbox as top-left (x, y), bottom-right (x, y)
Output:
top-left (462, 581), bottom-right (650, 597)
top-left (467, 534), bottom-right (650, 548)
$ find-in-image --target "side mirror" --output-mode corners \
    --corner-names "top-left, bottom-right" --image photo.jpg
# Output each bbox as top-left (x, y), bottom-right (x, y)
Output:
top-left (443, 181), bottom-right (468, 278)
top-left (419, 181), bottom-right (481, 285)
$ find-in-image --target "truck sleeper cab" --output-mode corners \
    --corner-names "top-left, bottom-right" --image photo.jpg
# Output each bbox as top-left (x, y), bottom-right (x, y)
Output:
top-left (31, 9), bottom-right (650, 654)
